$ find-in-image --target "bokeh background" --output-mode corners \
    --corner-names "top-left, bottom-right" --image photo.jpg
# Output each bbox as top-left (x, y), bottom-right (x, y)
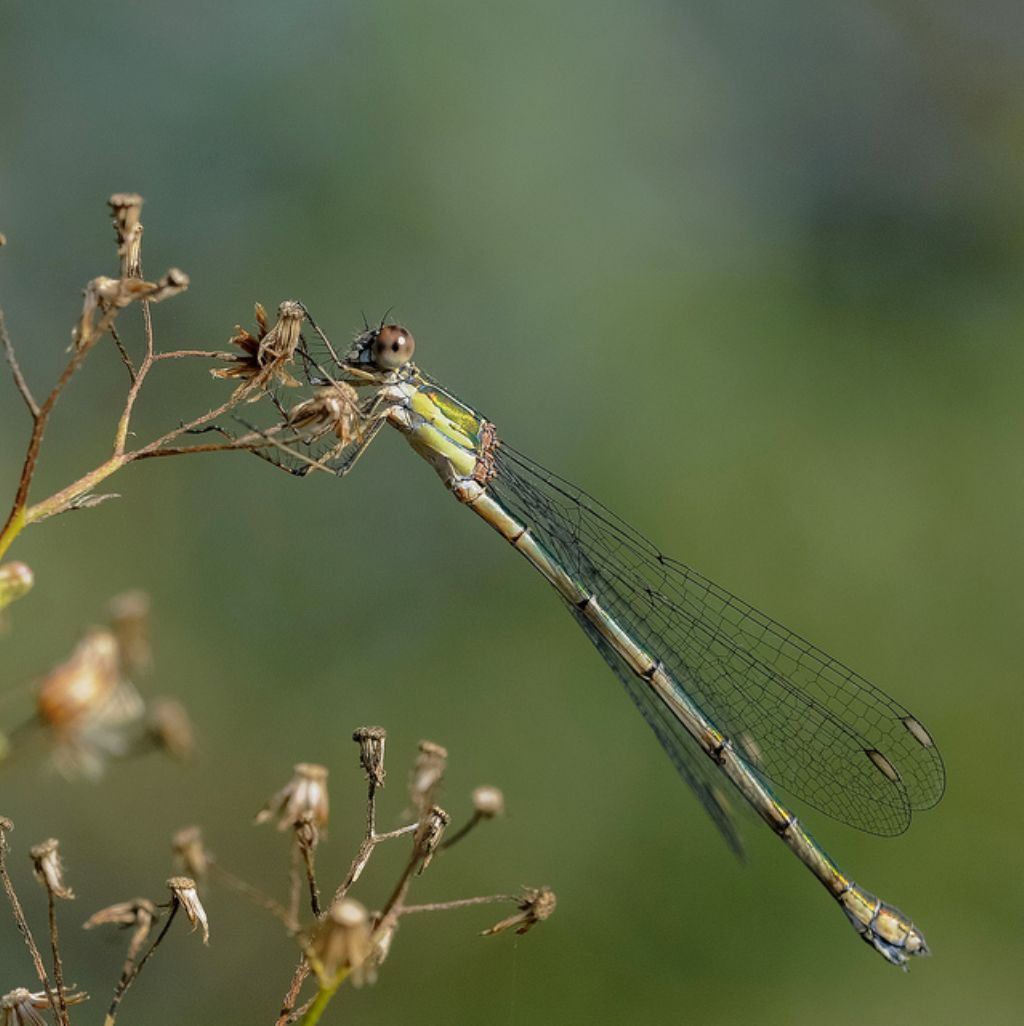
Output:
top-left (1, 2), bottom-right (1022, 1023)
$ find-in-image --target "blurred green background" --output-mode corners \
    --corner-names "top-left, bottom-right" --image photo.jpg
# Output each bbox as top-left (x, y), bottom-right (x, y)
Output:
top-left (1, 2), bottom-right (1022, 1023)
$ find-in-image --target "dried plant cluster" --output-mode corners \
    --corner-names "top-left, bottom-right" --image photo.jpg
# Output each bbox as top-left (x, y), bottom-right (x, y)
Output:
top-left (0, 198), bottom-right (554, 1024)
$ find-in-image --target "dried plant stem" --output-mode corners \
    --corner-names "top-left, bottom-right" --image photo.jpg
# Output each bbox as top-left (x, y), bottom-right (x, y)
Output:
top-left (104, 902), bottom-right (179, 1026)
top-left (0, 307), bottom-right (39, 415)
top-left (275, 960), bottom-right (311, 1026)
top-left (0, 820), bottom-right (60, 1023)
top-left (46, 889), bottom-right (71, 1026)
top-left (399, 894), bottom-right (518, 916)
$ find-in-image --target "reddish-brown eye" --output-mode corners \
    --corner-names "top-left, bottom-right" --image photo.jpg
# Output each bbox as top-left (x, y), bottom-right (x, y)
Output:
top-left (372, 324), bottom-right (415, 369)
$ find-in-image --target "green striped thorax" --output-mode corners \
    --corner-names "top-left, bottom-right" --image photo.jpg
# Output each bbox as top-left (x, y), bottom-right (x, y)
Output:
top-left (341, 322), bottom-right (491, 485)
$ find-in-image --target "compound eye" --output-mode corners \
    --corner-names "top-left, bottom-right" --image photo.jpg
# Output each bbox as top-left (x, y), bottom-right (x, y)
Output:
top-left (372, 324), bottom-right (415, 369)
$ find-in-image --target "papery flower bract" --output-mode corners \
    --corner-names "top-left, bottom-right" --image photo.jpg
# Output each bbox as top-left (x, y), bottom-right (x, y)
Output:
top-left (310, 899), bottom-right (372, 987)
top-left (28, 838), bottom-right (73, 899)
top-left (167, 876), bottom-right (209, 944)
top-left (255, 763), bottom-right (329, 836)
top-left (1, 987), bottom-right (87, 1026)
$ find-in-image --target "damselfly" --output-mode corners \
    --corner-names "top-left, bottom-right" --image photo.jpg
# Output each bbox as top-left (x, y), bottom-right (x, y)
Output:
top-left (212, 306), bottom-right (945, 968)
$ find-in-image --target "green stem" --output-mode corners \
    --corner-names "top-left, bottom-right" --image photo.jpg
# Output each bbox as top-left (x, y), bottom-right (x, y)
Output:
top-left (299, 971), bottom-right (347, 1026)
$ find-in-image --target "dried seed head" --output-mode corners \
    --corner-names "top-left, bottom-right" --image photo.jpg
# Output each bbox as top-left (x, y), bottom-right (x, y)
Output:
top-left (352, 726), bottom-right (387, 787)
top-left (310, 899), bottom-right (372, 986)
top-left (482, 886), bottom-right (557, 937)
top-left (145, 268), bottom-right (190, 304)
top-left (287, 384), bottom-right (363, 446)
top-left (36, 628), bottom-right (144, 780)
top-left (255, 763), bottom-right (329, 835)
top-left (471, 785), bottom-right (505, 818)
top-left (0, 562), bottom-right (34, 612)
top-left (409, 740), bottom-right (447, 813)
top-left (171, 826), bottom-right (209, 882)
top-left (1, 987), bottom-right (88, 1024)
top-left (107, 590), bottom-right (151, 676)
top-left (83, 898), bottom-right (158, 960)
top-left (28, 838), bottom-right (74, 899)
top-left (147, 698), bottom-right (195, 761)
top-left (413, 805), bottom-right (450, 874)
top-left (167, 877), bottom-right (209, 944)
top-left (108, 193), bottom-right (143, 276)
top-left (212, 301), bottom-right (303, 393)
top-left (36, 628), bottom-right (121, 729)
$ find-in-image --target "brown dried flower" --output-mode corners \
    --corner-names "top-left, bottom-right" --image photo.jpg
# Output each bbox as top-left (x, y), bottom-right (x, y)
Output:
top-left (83, 898), bottom-right (158, 960)
top-left (409, 740), bottom-right (447, 814)
top-left (28, 838), bottom-right (73, 899)
top-left (1, 987), bottom-right (87, 1026)
top-left (35, 628), bottom-right (144, 780)
top-left (413, 805), bottom-right (450, 874)
top-left (309, 899), bottom-right (372, 987)
top-left (286, 383), bottom-right (363, 446)
top-left (171, 826), bottom-right (209, 882)
top-left (72, 271), bottom-right (189, 350)
top-left (353, 726), bottom-right (387, 788)
top-left (482, 886), bottom-right (557, 937)
top-left (212, 301), bottom-right (304, 392)
top-left (167, 876), bottom-right (209, 944)
top-left (255, 763), bottom-right (329, 835)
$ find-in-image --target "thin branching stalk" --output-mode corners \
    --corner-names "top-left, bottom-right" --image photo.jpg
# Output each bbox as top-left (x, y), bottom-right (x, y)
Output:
top-left (0, 820), bottom-right (60, 1023)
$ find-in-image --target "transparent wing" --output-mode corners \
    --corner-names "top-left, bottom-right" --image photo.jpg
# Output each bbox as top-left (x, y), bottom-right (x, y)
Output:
top-left (488, 443), bottom-right (946, 837)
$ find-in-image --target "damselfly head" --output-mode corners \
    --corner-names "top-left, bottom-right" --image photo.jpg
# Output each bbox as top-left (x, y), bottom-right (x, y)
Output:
top-left (346, 323), bottom-right (415, 374)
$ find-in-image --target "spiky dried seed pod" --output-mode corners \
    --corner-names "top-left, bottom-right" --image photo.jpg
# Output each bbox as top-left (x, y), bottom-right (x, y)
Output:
top-left (409, 740), bottom-right (447, 813)
top-left (413, 806), bottom-right (450, 874)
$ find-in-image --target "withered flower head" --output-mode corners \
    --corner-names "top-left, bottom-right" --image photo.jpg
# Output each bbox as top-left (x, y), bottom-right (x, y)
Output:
top-left (167, 876), bottom-right (209, 944)
top-left (83, 898), bottom-right (158, 960)
top-left (212, 301), bottom-right (304, 393)
top-left (471, 785), bottom-right (505, 819)
top-left (409, 740), bottom-right (447, 813)
top-left (310, 899), bottom-right (372, 987)
top-left (287, 383), bottom-right (363, 446)
top-left (72, 272), bottom-right (189, 350)
top-left (482, 886), bottom-right (557, 937)
top-left (352, 726), bottom-right (387, 788)
top-left (107, 590), bottom-right (151, 676)
top-left (0, 562), bottom-right (34, 612)
top-left (171, 826), bottom-right (209, 881)
top-left (413, 805), bottom-right (450, 874)
top-left (146, 698), bottom-right (195, 762)
top-left (36, 628), bottom-right (121, 729)
top-left (1, 988), bottom-right (88, 1026)
top-left (36, 628), bottom-right (144, 781)
top-left (108, 192), bottom-right (142, 231)
top-left (28, 838), bottom-right (73, 899)
top-left (255, 763), bottom-right (329, 835)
